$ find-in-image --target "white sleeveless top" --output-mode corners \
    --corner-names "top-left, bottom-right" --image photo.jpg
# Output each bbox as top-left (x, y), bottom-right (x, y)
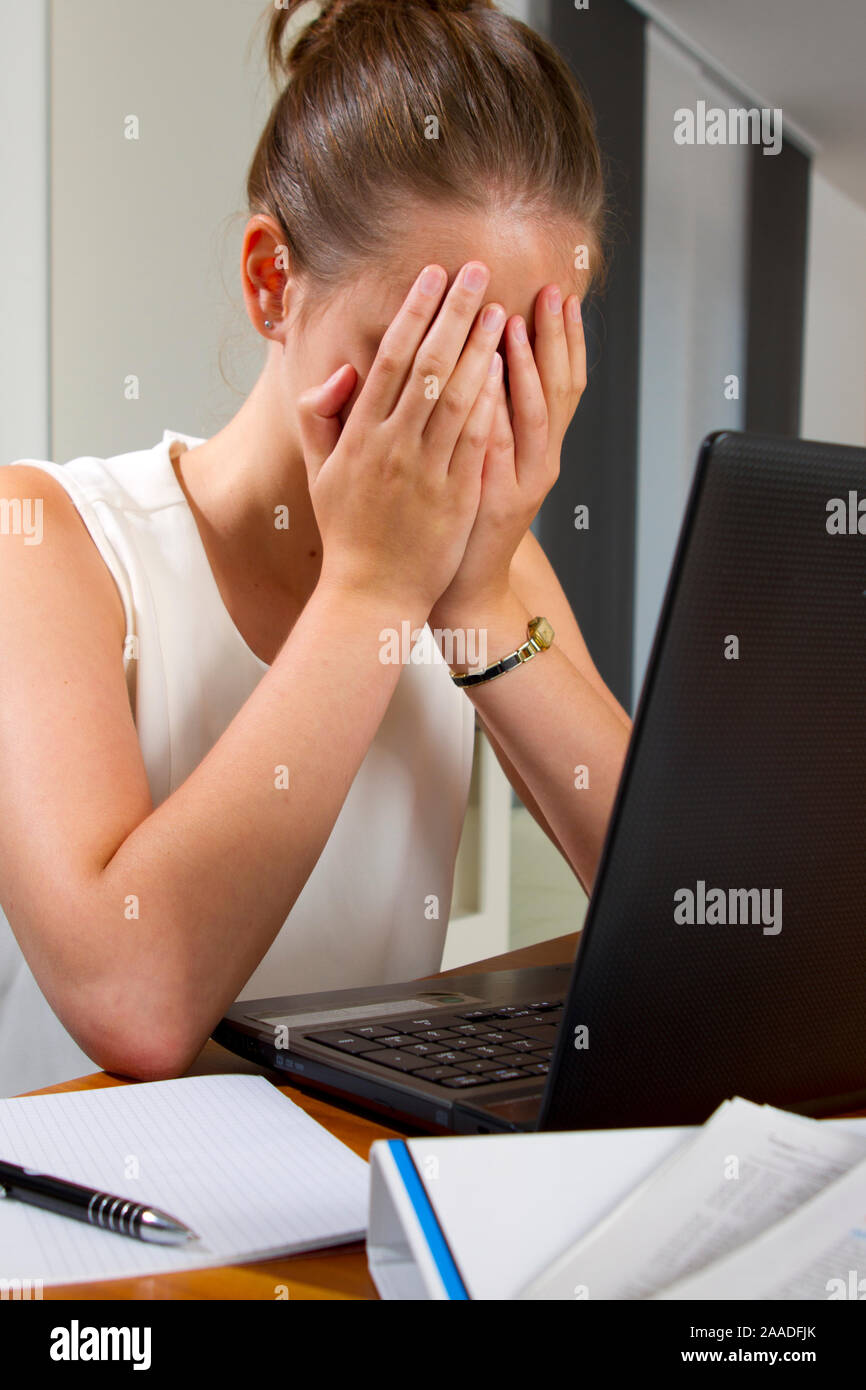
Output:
top-left (0, 429), bottom-right (475, 1097)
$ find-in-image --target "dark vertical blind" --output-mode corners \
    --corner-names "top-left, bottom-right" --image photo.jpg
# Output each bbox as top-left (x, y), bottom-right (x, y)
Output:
top-left (744, 139), bottom-right (810, 436)
top-left (538, 0), bottom-right (646, 711)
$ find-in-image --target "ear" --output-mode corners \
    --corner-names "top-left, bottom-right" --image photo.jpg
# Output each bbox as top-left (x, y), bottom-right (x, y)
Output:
top-left (241, 214), bottom-right (293, 339)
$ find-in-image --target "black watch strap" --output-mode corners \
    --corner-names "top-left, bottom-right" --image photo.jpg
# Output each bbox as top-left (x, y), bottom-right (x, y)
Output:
top-left (451, 651), bottom-right (523, 688)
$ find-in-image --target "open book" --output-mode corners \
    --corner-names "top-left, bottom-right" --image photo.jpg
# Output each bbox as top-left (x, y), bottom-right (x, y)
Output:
top-left (519, 1096), bottom-right (866, 1300)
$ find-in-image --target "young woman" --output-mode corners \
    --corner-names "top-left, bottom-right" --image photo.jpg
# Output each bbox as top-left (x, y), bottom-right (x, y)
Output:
top-left (0, 0), bottom-right (631, 1096)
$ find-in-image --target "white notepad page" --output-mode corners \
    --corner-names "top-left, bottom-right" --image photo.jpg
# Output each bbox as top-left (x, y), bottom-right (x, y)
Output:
top-left (0, 1074), bottom-right (369, 1286)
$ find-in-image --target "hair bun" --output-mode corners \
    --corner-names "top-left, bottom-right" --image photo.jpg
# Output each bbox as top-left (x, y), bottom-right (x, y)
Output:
top-left (267, 0), bottom-right (497, 86)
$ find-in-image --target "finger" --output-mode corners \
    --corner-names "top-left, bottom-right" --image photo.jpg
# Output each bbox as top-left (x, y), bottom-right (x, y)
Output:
top-left (504, 316), bottom-right (548, 486)
top-left (296, 363), bottom-right (358, 482)
top-left (358, 264), bottom-right (448, 422)
top-left (448, 348), bottom-right (503, 490)
top-left (563, 293), bottom-right (587, 398)
top-left (481, 370), bottom-right (517, 492)
top-left (532, 284), bottom-right (571, 418)
top-left (421, 300), bottom-right (506, 466)
top-left (390, 261), bottom-right (492, 437)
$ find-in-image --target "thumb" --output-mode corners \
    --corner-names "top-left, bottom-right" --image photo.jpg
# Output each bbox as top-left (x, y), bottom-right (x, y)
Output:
top-left (297, 364), bottom-right (357, 484)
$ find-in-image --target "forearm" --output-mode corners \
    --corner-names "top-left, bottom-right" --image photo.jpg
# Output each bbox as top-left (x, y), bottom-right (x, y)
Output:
top-left (431, 589), bottom-right (631, 893)
top-left (82, 581), bottom-right (424, 1075)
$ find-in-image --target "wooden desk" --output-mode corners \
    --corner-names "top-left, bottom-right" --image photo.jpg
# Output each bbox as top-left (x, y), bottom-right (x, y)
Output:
top-left (20, 932), bottom-right (579, 1301)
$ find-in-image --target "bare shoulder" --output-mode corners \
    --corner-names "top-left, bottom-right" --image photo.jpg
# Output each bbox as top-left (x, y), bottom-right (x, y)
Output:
top-left (0, 462), bottom-right (126, 647)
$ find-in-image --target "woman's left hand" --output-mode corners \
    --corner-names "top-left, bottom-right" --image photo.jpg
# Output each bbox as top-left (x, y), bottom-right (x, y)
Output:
top-left (429, 282), bottom-right (586, 625)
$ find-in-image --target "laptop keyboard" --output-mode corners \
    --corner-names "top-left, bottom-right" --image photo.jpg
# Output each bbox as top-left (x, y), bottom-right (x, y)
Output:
top-left (304, 999), bottom-right (563, 1089)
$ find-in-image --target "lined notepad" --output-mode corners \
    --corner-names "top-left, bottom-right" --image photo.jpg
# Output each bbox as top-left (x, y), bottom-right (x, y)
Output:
top-left (0, 1074), bottom-right (369, 1286)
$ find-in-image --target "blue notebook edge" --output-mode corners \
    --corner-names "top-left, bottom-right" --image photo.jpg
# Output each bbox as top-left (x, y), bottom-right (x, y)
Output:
top-left (385, 1139), bottom-right (469, 1300)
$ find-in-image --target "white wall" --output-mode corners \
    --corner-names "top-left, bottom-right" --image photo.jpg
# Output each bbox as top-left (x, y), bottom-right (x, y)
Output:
top-left (0, 0), bottom-right (50, 465)
top-left (801, 171), bottom-right (866, 448)
top-left (50, 0), bottom-right (272, 464)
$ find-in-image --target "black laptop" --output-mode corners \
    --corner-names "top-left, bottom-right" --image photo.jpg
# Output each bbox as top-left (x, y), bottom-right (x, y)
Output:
top-left (215, 430), bottom-right (866, 1134)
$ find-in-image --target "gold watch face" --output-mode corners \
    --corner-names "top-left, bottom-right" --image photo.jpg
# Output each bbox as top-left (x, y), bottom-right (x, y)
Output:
top-left (529, 617), bottom-right (554, 649)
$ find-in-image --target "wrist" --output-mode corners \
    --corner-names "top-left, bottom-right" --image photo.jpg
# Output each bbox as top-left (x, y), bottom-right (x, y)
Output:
top-left (429, 583), bottom-right (514, 631)
top-left (429, 588), bottom-right (532, 676)
top-left (314, 573), bottom-right (430, 633)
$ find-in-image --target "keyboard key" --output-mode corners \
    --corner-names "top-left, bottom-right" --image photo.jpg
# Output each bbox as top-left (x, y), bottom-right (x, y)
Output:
top-left (487, 1068), bottom-right (525, 1081)
top-left (404, 1043), bottom-right (449, 1057)
top-left (458, 1059), bottom-right (503, 1073)
top-left (348, 1024), bottom-right (403, 1039)
top-left (413, 1029), bottom-right (458, 1043)
top-left (476, 1030), bottom-right (510, 1043)
top-left (306, 1032), bottom-right (378, 1053)
top-left (520, 1025), bottom-right (559, 1042)
top-left (471, 1044), bottom-right (514, 1059)
top-left (522, 1062), bottom-right (550, 1075)
top-left (458, 1009), bottom-right (500, 1021)
top-left (509, 1038), bottom-right (547, 1052)
top-left (412, 1064), bottom-right (463, 1082)
top-left (439, 1074), bottom-right (488, 1088)
top-left (376, 1034), bottom-right (418, 1048)
top-left (452, 1023), bottom-right (483, 1035)
top-left (360, 1049), bottom-right (434, 1072)
top-left (425, 1051), bottom-right (464, 1065)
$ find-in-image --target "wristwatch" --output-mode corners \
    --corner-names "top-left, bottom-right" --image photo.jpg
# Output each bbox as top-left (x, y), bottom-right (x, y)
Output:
top-left (449, 616), bottom-right (554, 687)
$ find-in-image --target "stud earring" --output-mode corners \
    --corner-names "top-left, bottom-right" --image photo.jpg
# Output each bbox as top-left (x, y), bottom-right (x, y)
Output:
top-left (264, 319), bottom-right (274, 330)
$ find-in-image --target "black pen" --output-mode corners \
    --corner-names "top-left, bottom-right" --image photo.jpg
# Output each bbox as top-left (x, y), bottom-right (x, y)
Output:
top-left (0, 1159), bottom-right (198, 1244)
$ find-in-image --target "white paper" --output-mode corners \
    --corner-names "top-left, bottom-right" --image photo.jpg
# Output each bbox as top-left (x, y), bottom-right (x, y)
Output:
top-left (656, 1153), bottom-right (866, 1299)
top-left (0, 1073), bottom-right (369, 1286)
top-left (519, 1098), bottom-right (866, 1300)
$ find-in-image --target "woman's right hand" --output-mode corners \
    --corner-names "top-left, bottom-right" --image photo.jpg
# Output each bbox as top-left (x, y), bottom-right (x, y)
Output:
top-left (296, 261), bottom-right (505, 614)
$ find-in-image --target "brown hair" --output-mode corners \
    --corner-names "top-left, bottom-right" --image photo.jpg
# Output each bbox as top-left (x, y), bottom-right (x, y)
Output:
top-left (247, 0), bottom-right (607, 325)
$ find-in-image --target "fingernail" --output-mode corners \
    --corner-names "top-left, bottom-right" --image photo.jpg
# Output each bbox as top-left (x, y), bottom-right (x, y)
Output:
top-left (482, 304), bottom-right (504, 332)
top-left (548, 286), bottom-right (561, 314)
top-left (419, 266), bottom-right (445, 296)
top-left (513, 318), bottom-right (528, 344)
top-left (488, 350), bottom-right (503, 376)
top-left (462, 263), bottom-right (488, 292)
top-left (569, 296), bottom-right (582, 322)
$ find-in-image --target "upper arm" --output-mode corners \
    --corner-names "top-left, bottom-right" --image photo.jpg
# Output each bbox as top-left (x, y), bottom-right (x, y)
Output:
top-left (0, 465), bottom-right (153, 1026)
